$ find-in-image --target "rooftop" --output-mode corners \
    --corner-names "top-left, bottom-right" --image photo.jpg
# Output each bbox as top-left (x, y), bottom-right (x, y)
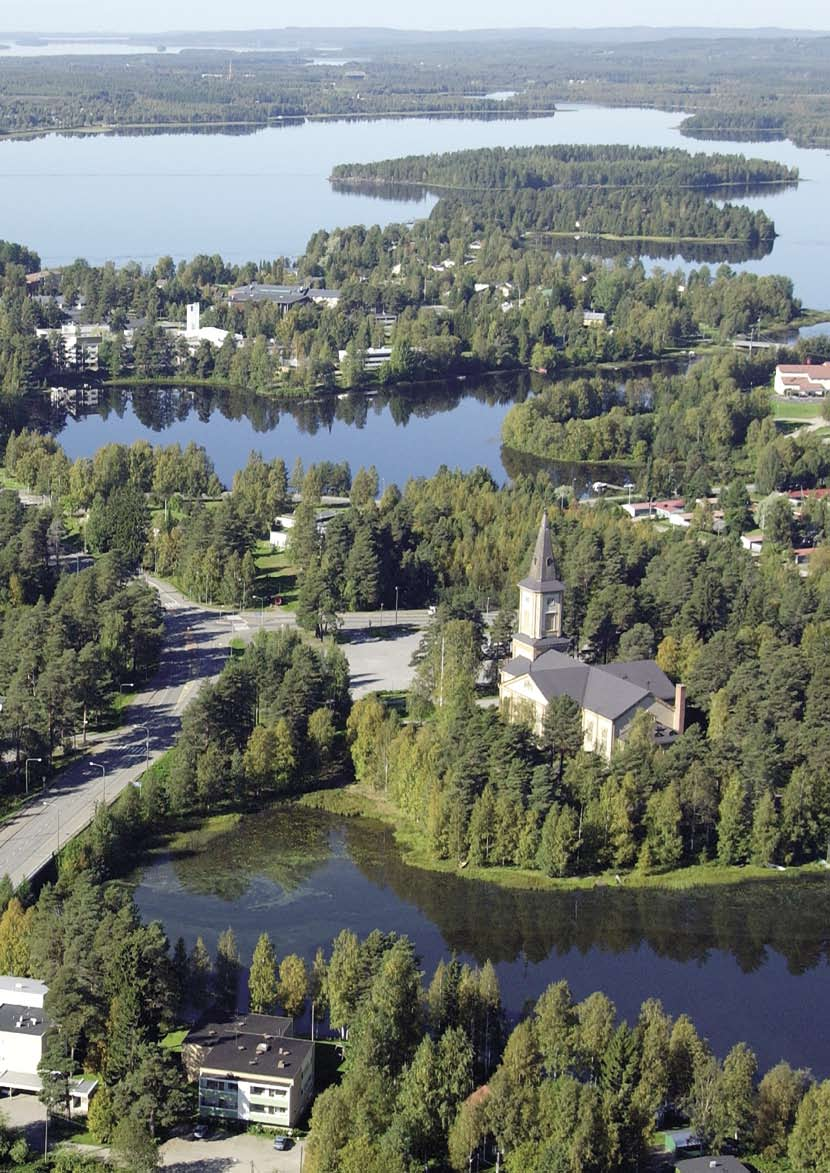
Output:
top-left (228, 283), bottom-right (340, 306)
top-left (0, 1003), bottom-right (50, 1037)
top-left (777, 362), bottom-right (830, 377)
top-left (675, 1159), bottom-right (751, 1173)
top-left (188, 1014), bottom-right (312, 1084)
top-left (0, 976), bottom-right (47, 1002)
top-left (506, 649), bottom-right (674, 722)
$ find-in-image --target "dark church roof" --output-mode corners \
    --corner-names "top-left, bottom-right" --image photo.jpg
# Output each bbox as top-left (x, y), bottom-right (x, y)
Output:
top-left (518, 513), bottom-right (564, 593)
top-left (505, 648), bottom-right (673, 723)
top-left (603, 659), bottom-right (675, 703)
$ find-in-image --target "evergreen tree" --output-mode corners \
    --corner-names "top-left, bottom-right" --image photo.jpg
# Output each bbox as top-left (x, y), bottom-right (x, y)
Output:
top-left (214, 927), bottom-right (241, 1012)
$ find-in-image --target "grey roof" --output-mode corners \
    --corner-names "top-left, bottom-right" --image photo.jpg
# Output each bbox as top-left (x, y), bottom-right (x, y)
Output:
top-left (192, 1016), bottom-right (312, 1084)
top-left (519, 513), bottom-right (564, 593)
top-left (603, 659), bottom-right (675, 703)
top-left (0, 976), bottom-right (47, 1002)
top-left (675, 1160), bottom-right (751, 1173)
top-left (507, 647), bottom-right (653, 722)
top-left (228, 283), bottom-right (340, 307)
top-left (504, 655), bottom-right (532, 677)
top-left (229, 283), bottom-right (311, 306)
top-left (0, 1003), bottom-right (50, 1037)
top-left (188, 1013), bottom-right (293, 1049)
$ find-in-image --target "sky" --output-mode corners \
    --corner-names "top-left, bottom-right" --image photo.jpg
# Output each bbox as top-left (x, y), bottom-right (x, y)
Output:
top-left (1, 1), bottom-right (828, 33)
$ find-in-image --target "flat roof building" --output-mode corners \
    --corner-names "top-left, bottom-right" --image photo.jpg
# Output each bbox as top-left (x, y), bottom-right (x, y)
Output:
top-left (0, 975), bottom-right (51, 1093)
top-left (184, 1013), bottom-right (315, 1131)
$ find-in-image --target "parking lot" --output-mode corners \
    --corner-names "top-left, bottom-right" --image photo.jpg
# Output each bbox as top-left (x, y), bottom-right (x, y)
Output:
top-left (160, 1131), bottom-right (306, 1172)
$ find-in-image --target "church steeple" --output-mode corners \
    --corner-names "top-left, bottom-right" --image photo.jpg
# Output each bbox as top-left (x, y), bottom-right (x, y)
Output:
top-left (511, 512), bottom-right (567, 662)
top-left (522, 512), bottom-right (561, 590)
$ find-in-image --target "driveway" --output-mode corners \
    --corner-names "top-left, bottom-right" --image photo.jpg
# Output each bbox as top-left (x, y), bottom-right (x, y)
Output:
top-left (160, 1132), bottom-right (306, 1172)
top-left (0, 1093), bottom-right (46, 1149)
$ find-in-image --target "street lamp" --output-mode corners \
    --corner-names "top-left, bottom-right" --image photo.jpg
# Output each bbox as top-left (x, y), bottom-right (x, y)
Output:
top-left (25, 757), bottom-right (43, 796)
top-left (137, 723), bottom-right (150, 766)
top-left (395, 585), bottom-right (399, 627)
top-left (89, 760), bottom-right (106, 803)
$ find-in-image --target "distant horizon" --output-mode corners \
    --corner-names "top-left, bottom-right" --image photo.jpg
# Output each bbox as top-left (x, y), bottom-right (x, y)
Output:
top-left (1, 15), bottom-right (828, 36)
top-left (1, 24), bottom-right (828, 35)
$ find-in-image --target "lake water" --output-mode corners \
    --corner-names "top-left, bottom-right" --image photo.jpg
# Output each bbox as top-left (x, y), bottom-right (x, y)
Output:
top-left (40, 370), bottom-right (652, 489)
top-left (1, 103), bottom-right (829, 310)
top-left (134, 804), bottom-right (830, 1074)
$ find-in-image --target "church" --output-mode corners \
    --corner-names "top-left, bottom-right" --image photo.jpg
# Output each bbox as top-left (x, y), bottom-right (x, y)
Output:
top-left (499, 514), bottom-right (686, 760)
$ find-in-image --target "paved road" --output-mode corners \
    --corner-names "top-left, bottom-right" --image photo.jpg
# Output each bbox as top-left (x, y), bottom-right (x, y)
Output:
top-left (0, 578), bottom-right (429, 888)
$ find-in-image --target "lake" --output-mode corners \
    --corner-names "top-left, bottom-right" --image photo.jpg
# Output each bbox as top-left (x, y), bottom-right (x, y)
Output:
top-left (133, 804), bottom-right (830, 1075)
top-left (1, 104), bottom-right (829, 309)
top-left (39, 370), bottom-right (653, 489)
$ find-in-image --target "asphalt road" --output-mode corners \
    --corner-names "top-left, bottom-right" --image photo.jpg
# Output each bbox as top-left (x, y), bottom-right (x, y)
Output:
top-left (0, 578), bottom-right (429, 888)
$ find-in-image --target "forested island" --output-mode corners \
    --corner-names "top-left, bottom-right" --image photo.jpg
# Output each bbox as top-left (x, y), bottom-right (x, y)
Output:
top-left (333, 144), bottom-right (790, 245)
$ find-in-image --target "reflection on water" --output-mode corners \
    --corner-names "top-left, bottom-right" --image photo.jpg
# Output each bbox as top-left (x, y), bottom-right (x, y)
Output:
top-left (28, 365), bottom-right (676, 489)
top-left (134, 805), bottom-right (830, 1072)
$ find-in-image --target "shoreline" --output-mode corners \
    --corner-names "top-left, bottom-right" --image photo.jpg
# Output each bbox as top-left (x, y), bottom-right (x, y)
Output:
top-left (296, 785), bottom-right (830, 893)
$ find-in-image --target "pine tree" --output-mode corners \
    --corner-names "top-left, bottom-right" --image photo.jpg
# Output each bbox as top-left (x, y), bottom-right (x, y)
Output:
top-left (214, 927), bottom-right (240, 1012)
top-left (188, 937), bottom-right (212, 1010)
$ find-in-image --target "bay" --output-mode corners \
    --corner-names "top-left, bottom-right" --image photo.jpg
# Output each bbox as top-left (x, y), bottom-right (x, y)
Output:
top-left (134, 804), bottom-right (830, 1074)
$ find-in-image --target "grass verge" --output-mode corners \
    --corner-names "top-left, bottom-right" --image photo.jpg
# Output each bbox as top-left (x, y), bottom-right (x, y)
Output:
top-left (300, 785), bottom-right (829, 893)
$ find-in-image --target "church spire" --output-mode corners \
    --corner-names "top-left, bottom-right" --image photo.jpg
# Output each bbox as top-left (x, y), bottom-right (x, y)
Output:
top-left (525, 512), bottom-right (560, 588)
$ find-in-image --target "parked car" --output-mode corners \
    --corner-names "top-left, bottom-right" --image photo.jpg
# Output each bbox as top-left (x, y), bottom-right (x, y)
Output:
top-left (192, 1123), bottom-right (209, 1141)
top-left (273, 1135), bottom-right (291, 1151)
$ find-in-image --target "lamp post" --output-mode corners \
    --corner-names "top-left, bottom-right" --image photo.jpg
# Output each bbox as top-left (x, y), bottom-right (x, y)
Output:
top-left (138, 723), bottom-right (150, 766)
top-left (394, 585), bottom-right (399, 627)
top-left (89, 760), bottom-right (106, 804)
top-left (25, 757), bottom-right (43, 797)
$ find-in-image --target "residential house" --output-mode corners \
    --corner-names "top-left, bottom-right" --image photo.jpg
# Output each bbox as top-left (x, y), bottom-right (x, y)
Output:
top-left (583, 309), bottom-right (607, 328)
top-left (740, 530), bottom-right (765, 555)
top-left (499, 515), bottom-right (685, 760)
top-left (774, 363), bottom-right (830, 396)
top-left (184, 1013), bottom-right (315, 1130)
top-left (269, 509), bottom-right (337, 550)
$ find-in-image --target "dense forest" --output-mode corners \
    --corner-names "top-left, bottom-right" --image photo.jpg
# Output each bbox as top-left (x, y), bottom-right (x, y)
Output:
top-left (333, 145), bottom-right (789, 244)
top-left (332, 144), bottom-right (798, 192)
top-left (0, 481), bottom-right (163, 794)
top-left (1, 31), bottom-right (830, 147)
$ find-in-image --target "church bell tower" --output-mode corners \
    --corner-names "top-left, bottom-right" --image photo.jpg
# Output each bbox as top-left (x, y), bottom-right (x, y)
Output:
top-left (511, 512), bottom-right (569, 662)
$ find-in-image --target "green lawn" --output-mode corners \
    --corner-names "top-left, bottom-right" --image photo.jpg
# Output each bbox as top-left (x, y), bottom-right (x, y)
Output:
top-left (161, 1027), bottom-right (190, 1052)
top-left (771, 395), bottom-right (824, 421)
top-left (253, 541), bottom-right (299, 610)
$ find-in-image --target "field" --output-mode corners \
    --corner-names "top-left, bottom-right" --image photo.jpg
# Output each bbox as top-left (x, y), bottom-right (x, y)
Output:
top-left (253, 540), bottom-right (299, 611)
top-left (770, 395), bottom-right (825, 422)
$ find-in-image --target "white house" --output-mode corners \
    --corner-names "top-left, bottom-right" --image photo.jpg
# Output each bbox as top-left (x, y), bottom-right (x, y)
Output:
top-left (774, 363), bottom-right (830, 396)
top-left (0, 976), bottom-right (50, 1093)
